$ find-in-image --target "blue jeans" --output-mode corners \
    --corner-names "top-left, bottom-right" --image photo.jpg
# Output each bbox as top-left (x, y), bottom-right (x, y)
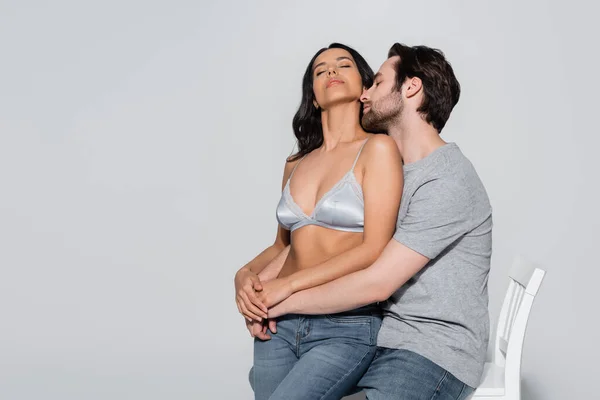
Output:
top-left (355, 348), bottom-right (475, 400)
top-left (250, 306), bottom-right (382, 400)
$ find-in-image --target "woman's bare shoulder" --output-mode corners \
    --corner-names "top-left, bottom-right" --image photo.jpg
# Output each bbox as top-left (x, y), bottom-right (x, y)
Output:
top-left (362, 134), bottom-right (400, 161)
top-left (281, 154), bottom-right (304, 185)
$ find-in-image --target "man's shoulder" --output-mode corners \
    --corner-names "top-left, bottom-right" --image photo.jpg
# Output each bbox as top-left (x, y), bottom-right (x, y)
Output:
top-left (404, 144), bottom-right (492, 214)
top-left (438, 143), bottom-right (476, 174)
top-left (438, 144), bottom-right (489, 195)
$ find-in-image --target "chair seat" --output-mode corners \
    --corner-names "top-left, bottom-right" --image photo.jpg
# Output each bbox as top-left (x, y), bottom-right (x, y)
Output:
top-left (472, 363), bottom-right (505, 397)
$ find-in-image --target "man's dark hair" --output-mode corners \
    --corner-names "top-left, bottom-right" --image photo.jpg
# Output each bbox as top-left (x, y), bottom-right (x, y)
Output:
top-left (388, 43), bottom-right (461, 133)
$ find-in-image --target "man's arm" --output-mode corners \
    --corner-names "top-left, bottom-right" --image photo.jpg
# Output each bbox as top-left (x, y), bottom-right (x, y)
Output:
top-left (257, 136), bottom-right (403, 308)
top-left (269, 175), bottom-right (485, 318)
top-left (268, 239), bottom-right (429, 317)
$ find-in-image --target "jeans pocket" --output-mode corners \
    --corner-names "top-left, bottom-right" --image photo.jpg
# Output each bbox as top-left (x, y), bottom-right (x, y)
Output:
top-left (325, 314), bottom-right (372, 324)
top-left (320, 314), bottom-right (380, 346)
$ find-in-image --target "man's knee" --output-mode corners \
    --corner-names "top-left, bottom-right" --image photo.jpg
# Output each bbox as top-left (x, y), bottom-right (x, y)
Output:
top-left (359, 349), bottom-right (470, 399)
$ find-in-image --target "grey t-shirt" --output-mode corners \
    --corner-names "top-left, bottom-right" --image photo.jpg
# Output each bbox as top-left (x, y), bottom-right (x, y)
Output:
top-left (377, 143), bottom-right (492, 388)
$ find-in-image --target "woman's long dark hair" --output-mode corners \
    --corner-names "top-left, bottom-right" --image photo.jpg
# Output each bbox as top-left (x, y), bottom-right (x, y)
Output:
top-left (289, 43), bottom-right (375, 162)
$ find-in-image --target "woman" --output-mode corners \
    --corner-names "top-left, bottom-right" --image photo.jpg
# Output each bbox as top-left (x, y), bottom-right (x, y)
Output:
top-left (234, 43), bottom-right (403, 400)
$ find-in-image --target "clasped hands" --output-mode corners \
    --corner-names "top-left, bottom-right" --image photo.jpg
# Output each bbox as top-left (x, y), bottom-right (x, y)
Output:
top-left (234, 269), bottom-right (292, 340)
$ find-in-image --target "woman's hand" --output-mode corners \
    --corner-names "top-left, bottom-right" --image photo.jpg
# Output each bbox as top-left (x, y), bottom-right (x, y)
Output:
top-left (257, 277), bottom-right (294, 308)
top-left (235, 269), bottom-right (268, 321)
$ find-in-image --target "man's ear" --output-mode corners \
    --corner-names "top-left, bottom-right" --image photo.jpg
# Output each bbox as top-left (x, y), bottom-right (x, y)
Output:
top-left (404, 77), bottom-right (423, 99)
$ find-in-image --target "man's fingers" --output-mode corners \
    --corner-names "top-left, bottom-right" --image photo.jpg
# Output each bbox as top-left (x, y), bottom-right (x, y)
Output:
top-left (268, 319), bottom-right (277, 334)
top-left (250, 276), bottom-right (263, 291)
top-left (252, 323), bottom-right (270, 340)
top-left (240, 291), bottom-right (268, 319)
top-left (254, 330), bottom-right (271, 341)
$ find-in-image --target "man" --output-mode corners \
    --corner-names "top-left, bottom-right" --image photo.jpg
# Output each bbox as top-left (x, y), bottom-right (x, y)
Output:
top-left (237, 43), bottom-right (492, 399)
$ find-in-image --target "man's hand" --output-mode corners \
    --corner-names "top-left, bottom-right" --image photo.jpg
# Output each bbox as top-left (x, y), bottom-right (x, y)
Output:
top-left (235, 269), bottom-right (268, 321)
top-left (246, 319), bottom-right (277, 341)
top-left (257, 278), bottom-right (293, 308)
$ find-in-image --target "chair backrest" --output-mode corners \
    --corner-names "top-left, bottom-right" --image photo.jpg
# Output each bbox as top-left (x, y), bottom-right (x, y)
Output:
top-left (494, 255), bottom-right (546, 397)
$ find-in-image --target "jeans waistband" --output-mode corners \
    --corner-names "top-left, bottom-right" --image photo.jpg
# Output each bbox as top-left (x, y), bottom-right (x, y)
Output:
top-left (279, 303), bottom-right (382, 321)
top-left (330, 303), bottom-right (382, 317)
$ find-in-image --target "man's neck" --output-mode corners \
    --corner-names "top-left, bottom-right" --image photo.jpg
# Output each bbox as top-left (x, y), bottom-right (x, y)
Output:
top-left (388, 115), bottom-right (447, 164)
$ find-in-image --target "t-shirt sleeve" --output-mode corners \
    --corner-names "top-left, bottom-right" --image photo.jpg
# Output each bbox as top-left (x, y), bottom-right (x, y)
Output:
top-left (393, 178), bottom-right (485, 260)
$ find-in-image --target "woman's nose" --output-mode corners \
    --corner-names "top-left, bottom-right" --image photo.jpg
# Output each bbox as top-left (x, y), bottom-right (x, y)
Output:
top-left (327, 68), bottom-right (337, 76)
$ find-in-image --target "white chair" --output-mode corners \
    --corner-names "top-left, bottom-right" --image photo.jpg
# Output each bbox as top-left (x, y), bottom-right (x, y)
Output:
top-left (471, 256), bottom-right (546, 400)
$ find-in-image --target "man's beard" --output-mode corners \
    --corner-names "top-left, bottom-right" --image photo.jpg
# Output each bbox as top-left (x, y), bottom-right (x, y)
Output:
top-left (362, 91), bottom-right (403, 133)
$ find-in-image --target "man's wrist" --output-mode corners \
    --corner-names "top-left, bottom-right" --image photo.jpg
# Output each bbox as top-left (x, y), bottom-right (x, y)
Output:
top-left (269, 303), bottom-right (285, 318)
top-left (269, 293), bottom-right (295, 318)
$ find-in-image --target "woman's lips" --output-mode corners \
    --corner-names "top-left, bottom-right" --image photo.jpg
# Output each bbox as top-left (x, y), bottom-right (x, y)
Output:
top-left (327, 78), bottom-right (344, 88)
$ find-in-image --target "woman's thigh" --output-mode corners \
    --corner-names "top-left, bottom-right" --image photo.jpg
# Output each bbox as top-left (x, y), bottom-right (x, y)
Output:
top-left (252, 316), bottom-right (300, 400)
top-left (269, 310), bottom-right (382, 400)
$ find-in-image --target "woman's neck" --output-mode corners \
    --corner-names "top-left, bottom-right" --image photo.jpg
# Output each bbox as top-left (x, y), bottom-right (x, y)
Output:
top-left (320, 102), bottom-right (366, 151)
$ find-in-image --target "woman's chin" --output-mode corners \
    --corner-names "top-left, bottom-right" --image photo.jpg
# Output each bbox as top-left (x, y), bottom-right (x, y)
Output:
top-left (319, 95), bottom-right (362, 110)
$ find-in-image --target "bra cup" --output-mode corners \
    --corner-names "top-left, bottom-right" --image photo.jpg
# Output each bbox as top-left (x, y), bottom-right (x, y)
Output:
top-left (338, 194), bottom-right (364, 228)
top-left (313, 198), bottom-right (335, 226)
top-left (313, 184), bottom-right (364, 229)
top-left (275, 172), bottom-right (365, 232)
top-left (276, 195), bottom-right (300, 230)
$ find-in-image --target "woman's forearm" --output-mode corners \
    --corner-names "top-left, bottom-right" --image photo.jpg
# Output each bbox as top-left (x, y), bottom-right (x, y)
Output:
top-left (239, 242), bottom-right (287, 275)
top-left (258, 245), bottom-right (290, 282)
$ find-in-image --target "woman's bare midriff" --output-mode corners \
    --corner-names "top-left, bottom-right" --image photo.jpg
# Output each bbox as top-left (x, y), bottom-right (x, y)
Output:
top-left (277, 225), bottom-right (362, 279)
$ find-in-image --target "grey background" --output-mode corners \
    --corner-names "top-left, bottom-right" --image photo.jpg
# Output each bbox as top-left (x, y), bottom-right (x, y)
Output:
top-left (0, 1), bottom-right (597, 399)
